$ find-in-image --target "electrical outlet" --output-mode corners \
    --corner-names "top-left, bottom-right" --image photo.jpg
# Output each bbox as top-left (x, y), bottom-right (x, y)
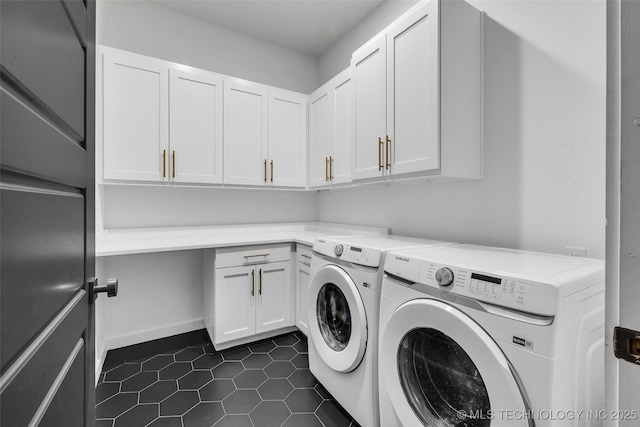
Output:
top-left (564, 246), bottom-right (587, 257)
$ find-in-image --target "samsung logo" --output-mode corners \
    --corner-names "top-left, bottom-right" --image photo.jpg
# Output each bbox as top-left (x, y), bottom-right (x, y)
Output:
top-left (395, 256), bottom-right (410, 262)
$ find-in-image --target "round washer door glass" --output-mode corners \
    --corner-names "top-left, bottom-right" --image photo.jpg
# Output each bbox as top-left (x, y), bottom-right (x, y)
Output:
top-left (398, 328), bottom-right (490, 426)
top-left (316, 283), bottom-right (351, 351)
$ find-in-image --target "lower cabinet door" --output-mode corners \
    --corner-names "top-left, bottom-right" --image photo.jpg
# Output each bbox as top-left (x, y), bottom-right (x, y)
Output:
top-left (256, 261), bottom-right (292, 334)
top-left (214, 265), bottom-right (256, 344)
top-left (296, 260), bottom-right (311, 335)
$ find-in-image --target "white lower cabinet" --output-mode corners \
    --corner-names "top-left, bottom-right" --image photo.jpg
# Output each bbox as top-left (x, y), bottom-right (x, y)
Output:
top-left (204, 244), bottom-right (294, 349)
top-left (295, 245), bottom-right (312, 335)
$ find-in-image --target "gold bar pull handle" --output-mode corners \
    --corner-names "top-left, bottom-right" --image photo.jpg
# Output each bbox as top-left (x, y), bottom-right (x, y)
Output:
top-left (172, 150), bottom-right (176, 178)
top-left (325, 157), bottom-right (329, 181)
top-left (162, 150), bottom-right (166, 178)
top-left (270, 160), bottom-right (274, 183)
top-left (264, 159), bottom-right (267, 183)
top-left (386, 136), bottom-right (391, 170)
top-left (329, 156), bottom-right (333, 180)
top-left (251, 269), bottom-right (255, 296)
top-left (259, 268), bottom-right (262, 295)
top-left (378, 137), bottom-right (383, 171)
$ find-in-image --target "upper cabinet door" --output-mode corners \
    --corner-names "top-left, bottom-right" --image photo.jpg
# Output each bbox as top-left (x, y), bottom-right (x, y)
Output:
top-left (308, 85), bottom-right (332, 188)
top-left (352, 35), bottom-right (387, 181)
top-left (387, 1), bottom-right (439, 176)
top-left (224, 80), bottom-right (269, 186)
top-left (331, 70), bottom-right (353, 185)
top-left (102, 49), bottom-right (168, 182)
top-left (268, 89), bottom-right (308, 188)
top-left (169, 68), bottom-right (224, 184)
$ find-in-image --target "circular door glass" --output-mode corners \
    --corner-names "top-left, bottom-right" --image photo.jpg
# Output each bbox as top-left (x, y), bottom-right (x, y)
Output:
top-left (316, 283), bottom-right (352, 351)
top-left (397, 328), bottom-right (491, 426)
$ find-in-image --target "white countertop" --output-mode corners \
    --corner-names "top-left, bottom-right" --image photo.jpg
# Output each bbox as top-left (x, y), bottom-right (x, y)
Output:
top-left (96, 222), bottom-right (389, 257)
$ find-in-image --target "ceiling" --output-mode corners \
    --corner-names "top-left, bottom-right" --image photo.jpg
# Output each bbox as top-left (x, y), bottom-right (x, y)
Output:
top-left (148, 0), bottom-right (386, 57)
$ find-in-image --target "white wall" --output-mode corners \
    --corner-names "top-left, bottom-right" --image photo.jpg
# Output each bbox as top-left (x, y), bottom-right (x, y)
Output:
top-left (317, 0), bottom-right (607, 259)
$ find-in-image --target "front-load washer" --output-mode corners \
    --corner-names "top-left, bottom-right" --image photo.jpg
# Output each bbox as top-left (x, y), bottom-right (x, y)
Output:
top-left (307, 235), bottom-right (454, 427)
top-left (379, 244), bottom-right (605, 427)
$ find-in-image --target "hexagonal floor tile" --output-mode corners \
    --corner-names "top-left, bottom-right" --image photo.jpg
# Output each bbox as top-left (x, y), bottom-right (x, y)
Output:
top-left (222, 346), bottom-right (251, 361)
top-left (192, 353), bottom-right (223, 370)
top-left (96, 382), bottom-right (120, 404)
top-left (264, 361), bottom-right (295, 378)
top-left (214, 414), bottom-right (253, 427)
top-left (222, 389), bottom-right (262, 414)
top-left (257, 378), bottom-right (293, 400)
top-left (159, 362), bottom-right (192, 380)
top-left (121, 371), bottom-right (158, 392)
top-left (182, 402), bottom-right (225, 427)
top-left (212, 361), bottom-right (244, 379)
top-left (104, 363), bottom-right (141, 382)
top-left (96, 392), bottom-right (138, 418)
top-left (248, 339), bottom-right (276, 353)
top-left (282, 413), bottom-right (324, 427)
top-left (140, 380), bottom-right (178, 403)
top-left (288, 369), bottom-right (318, 388)
top-left (159, 390), bottom-right (199, 416)
top-left (242, 353), bottom-right (272, 369)
top-left (273, 334), bottom-right (298, 346)
top-left (113, 403), bottom-right (158, 427)
top-left (250, 401), bottom-right (291, 427)
top-left (316, 400), bottom-right (353, 427)
top-left (234, 370), bottom-right (267, 389)
top-left (293, 340), bottom-right (308, 354)
top-left (269, 346), bottom-right (297, 361)
top-left (199, 379), bottom-right (236, 401)
top-left (178, 370), bottom-right (212, 390)
top-left (142, 355), bottom-right (174, 371)
top-left (291, 354), bottom-right (309, 369)
top-left (147, 417), bottom-right (182, 427)
top-left (285, 388), bottom-right (322, 413)
top-left (175, 347), bottom-right (204, 362)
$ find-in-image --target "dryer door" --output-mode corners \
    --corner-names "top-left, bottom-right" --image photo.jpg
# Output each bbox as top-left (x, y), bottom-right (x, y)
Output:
top-left (308, 264), bottom-right (367, 372)
top-left (380, 299), bottom-right (532, 427)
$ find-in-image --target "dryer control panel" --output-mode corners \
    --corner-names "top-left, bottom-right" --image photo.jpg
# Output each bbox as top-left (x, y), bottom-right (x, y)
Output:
top-left (313, 239), bottom-right (382, 268)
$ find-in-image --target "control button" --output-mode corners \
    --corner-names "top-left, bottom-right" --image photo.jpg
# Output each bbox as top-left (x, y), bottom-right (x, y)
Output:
top-left (435, 267), bottom-right (455, 287)
top-left (334, 244), bottom-right (344, 257)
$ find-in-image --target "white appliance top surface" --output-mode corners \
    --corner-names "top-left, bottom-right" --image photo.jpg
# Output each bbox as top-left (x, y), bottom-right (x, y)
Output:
top-left (390, 244), bottom-right (603, 280)
top-left (322, 235), bottom-right (452, 251)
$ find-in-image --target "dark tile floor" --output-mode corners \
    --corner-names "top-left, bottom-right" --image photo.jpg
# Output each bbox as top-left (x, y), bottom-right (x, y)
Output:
top-left (95, 331), bottom-right (358, 427)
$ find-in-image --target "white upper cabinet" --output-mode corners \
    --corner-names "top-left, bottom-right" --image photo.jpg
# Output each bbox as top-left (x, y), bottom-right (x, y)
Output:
top-left (169, 68), bottom-right (224, 184)
top-left (224, 79), bottom-right (308, 188)
top-left (309, 68), bottom-right (353, 188)
top-left (102, 48), bottom-right (168, 182)
top-left (352, 0), bottom-right (482, 182)
top-left (224, 80), bottom-right (269, 186)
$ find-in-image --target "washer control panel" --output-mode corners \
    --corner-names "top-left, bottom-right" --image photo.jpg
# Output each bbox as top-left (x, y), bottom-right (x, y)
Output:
top-left (313, 239), bottom-right (382, 268)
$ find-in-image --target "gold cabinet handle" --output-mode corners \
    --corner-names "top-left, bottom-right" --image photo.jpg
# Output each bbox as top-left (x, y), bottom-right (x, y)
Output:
top-left (386, 136), bottom-right (391, 170)
top-left (378, 137), bottom-right (383, 171)
top-left (325, 157), bottom-right (329, 181)
top-left (259, 268), bottom-right (262, 295)
top-left (172, 150), bottom-right (176, 178)
top-left (243, 253), bottom-right (270, 259)
top-left (251, 269), bottom-right (255, 296)
top-left (162, 150), bottom-right (166, 178)
top-left (270, 160), bottom-right (274, 183)
top-left (264, 159), bottom-right (267, 183)
top-left (329, 156), bottom-right (334, 180)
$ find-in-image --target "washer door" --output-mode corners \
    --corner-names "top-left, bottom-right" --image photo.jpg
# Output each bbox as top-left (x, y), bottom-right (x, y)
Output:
top-left (380, 299), bottom-right (531, 427)
top-left (308, 264), bottom-right (367, 373)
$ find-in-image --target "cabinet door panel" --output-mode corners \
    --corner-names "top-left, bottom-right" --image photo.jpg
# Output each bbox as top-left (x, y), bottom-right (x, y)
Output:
top-left (256, 261), bottom-right (291, 334)
top-left (170, 69), bottom-right (223, 184)
top-left (214, 266), bottom-right (256, 344)
top-left (387, 2), bottom-right (439, 175)
top-left (224, 81), bottom-right (268, 185)
top-left (268, 90), bottom-right (307, 188)
top-left (308, 88), bottom-right (331, 188)
top-left (102, 50), bottom-right (168, 182)
top-left (332, 71), bottom-right (353, 184)
top-left (296, 261), bottom-right (311, 336)
top-left (352, 35), bottom-right (387, 180)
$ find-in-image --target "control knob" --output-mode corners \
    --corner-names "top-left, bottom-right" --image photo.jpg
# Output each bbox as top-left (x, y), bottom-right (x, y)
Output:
top-left (334, 244), bottom-right (344, 257)
top-left (435, 267), bottom-right (454, 287)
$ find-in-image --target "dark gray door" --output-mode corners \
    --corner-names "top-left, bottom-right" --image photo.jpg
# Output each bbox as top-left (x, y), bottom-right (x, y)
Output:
top-left (0, 0), bottom-right (96, 426)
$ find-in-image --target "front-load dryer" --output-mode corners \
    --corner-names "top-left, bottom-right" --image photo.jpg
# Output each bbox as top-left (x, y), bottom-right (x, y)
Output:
top-left (307, 235), bottom-right (454, 427)
top-left (379, 244), bottom-right (605, 427)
